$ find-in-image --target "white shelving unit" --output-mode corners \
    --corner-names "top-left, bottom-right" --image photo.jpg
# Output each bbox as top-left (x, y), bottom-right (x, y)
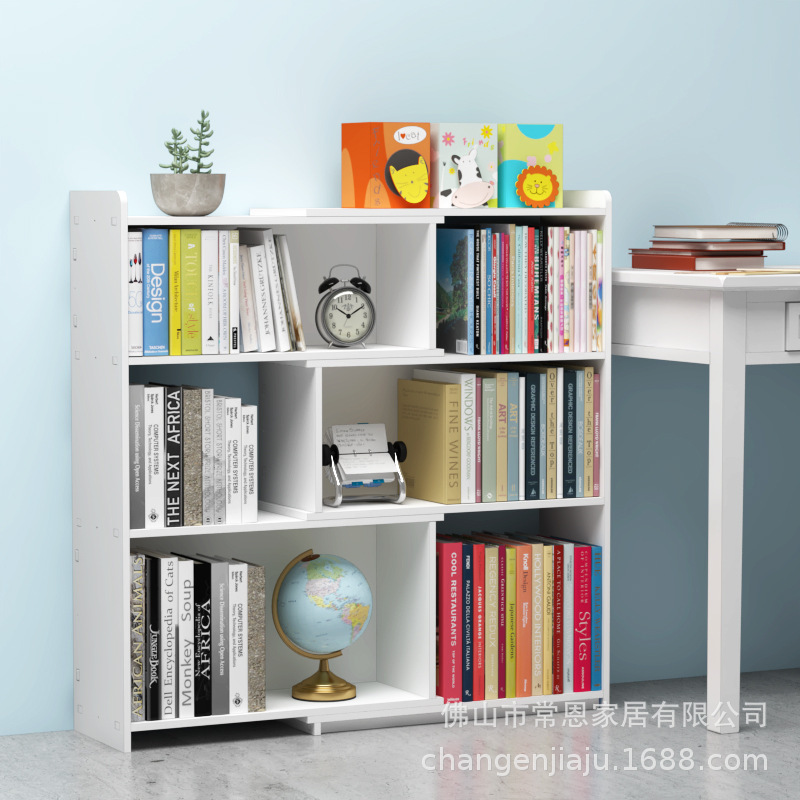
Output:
top-left (70, 189), bottom-right (612, 752)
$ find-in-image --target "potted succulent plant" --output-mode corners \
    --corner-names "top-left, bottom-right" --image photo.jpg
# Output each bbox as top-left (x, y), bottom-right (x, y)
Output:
top-left (151, 110), bottom-right (226, 216)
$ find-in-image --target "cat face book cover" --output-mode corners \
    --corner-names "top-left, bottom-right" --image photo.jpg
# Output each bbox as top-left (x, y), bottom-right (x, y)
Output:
top-left (431, 123), bottom-right (498, 209)
top-left (342, 122), bottom-right (431, 208)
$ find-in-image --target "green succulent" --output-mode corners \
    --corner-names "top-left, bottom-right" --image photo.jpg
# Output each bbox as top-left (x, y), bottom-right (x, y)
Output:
top-left (159, 128), bottom-right (190, 174)
top-left (188, 109), bottom-right (214, 174)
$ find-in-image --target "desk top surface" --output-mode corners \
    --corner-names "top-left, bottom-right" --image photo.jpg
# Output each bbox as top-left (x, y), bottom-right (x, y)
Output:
top-left (613, 268), bottom-right (800, 291)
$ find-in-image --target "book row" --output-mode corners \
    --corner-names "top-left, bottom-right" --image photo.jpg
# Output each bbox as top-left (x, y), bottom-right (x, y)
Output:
top-left (436, 533), bottom-right (602, 703)
top-left (130, 552), bottom-right (266, 722)
top-left (129, 385), bottom-right (257, 530)
top-left (399, 366), bottom-right (601, 505)
top-left (128, 228), bottom-right (306, 357)
top-left (436, 226), bottom-right (604, 357)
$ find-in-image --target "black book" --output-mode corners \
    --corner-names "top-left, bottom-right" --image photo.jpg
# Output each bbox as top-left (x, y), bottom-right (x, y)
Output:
top-left (144, 555), bottom-right (161, 720)
top-left (525, 371), bottom-right (540, 500)
top-left (462, 542), bottom-right (473, 702)
top-left (563, 369), bottom-right (577, 499)
top-left (164, 386), bottom-right (183, 527)
top-left (540, 227), bottom-right (548, 353)
top-left (192, 558), bottom-right (213, 716)
top-left (473, 229), bottom-right (481, 355)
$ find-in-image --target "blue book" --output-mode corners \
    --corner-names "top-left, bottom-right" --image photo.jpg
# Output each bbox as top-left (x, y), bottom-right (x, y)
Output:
top-left (142, 229), bottom-right (169, 356)
top-left (590, 546), bottom-right (602, 691)
top-left (576, 368), bottom-right (584, 498)
top-left (436, 229), bottom-right (470, 355)
top-left (462, 542), bottom-right (473, 701)
top-left (563, 369), bottom-right (577, 498)
top-left (539, 373), bottom-right (547, 500)
top-left (506, 372), bottom-right (519, 500)
top-left (485, 228), bottom-right (493, 354)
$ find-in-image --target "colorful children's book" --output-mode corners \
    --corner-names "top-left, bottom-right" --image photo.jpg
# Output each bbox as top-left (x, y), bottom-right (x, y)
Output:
top-left (498, 125), bottom-right (563, 209)
top-left (431, 123), bottom-right (498, 208)
top-left (436, 228), bottom-right (470, 354)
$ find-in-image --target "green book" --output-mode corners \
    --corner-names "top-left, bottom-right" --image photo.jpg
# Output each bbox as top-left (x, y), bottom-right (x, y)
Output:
top-left (180, 229), bottom-right (202, 355)
top-left (481, 378), bottom-right (497, 502)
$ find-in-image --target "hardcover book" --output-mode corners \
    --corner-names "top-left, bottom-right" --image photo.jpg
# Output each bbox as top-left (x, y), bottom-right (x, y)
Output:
top-left (201, 387), bottom-right (215, 526)
top-left (129, 385), bottom-right (145, 529)
top-left (228, 563), bottom-right (248, 714)
top-left (235, 559), bottom-right (266, 712)
top-left (573, 545), bottom-right (592, 692)
top-left (163, 386), bottom-right (183, 527)
top-left (182, 387), bottom-right (203, 526)
top-left (180, 229), bottom-right (202, 356)
top-left (130, 554), bottom-right (145, 722)
top-left (201, 230), bottom-right (219, 354)
top-left (225, 398), bottom-right (242, 524)
top-left (169, 230), bottom-right (181, 355)
top-left (144, 555), bottom-right (161, 719)
top-left (275, 234), bottom-right (306, 351)
top-left (142, 229), bottom-right (169, 356)
top-left (430, 123), bottom-right (498, 209)
top-left (436, 539), bottom-right (462, 702)
top-left (159, 554), bottom-right (178, 720)
top-left (177, 558), bottom-right (195, 718)
top-left (190, 557), bottom-right (212, 717)
top-left (128, 231), bottom-right (143, 357)
top-left (238, 245), bottom-right (259, 353)
top-left (229, 231), bottom-right (241, 354)
top-left (590, 546), bottom-right (603, 691)
top-left (243, 243), bottom-right (277, 353)
top-left (484, 544), bottom-right (499, 700)
top-left (143, 386), bottom-right (165, 529)
top-left (436, 228), bottom-right (470, 355)
top-left (219, 230), bottom-right (230, 355)
top-left (241, 405), bottom-right (258, 523)
top-left (213, 396), bottom-right (227, 525)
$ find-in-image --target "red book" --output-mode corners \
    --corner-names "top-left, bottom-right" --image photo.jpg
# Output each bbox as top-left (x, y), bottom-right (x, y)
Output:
top-left (472, 543), bottom-right (485, 702)
top-left (492, 234), bottom-right (499, 355)
top-left (631, 251), bottom-right (764, 271)
top-left (502, 234), bottom-right (510, 354)
top-left (552, 544), bottom-right (564, 694)
top-left (528, 226), bottom-right (537, 353)
top-left (516, 543), bottom-right (532, 697)
top-left (475, 376), bottom-right (482, 502)
top-left (593, 372), bottom-right (600, 496)
top-left (436, 539), bottom-right (462, 703)
top-left (573, 546), bottom-right (592, 692)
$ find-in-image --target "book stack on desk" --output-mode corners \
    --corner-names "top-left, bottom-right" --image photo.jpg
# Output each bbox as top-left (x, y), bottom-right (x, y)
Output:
top-left (631, 223), bottom-right (788, 271)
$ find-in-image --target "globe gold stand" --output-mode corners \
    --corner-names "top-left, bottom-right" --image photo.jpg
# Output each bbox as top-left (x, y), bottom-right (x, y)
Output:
top-left (272, 550), bottom-right (357, 702)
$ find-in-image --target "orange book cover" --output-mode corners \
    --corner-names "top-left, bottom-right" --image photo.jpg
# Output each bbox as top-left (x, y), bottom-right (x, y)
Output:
top-left (342, 122), bottom-right (431, 209)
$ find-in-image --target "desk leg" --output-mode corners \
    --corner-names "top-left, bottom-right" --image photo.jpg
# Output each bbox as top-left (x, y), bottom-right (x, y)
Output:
top-left (707, 291), bottom-right (746, 734)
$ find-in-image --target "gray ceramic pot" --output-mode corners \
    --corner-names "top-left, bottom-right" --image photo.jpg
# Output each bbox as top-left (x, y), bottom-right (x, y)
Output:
top-left (150, 173), bottom-right (226, 216)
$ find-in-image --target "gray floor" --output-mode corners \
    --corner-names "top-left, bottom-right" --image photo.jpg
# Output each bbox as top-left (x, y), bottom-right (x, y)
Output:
top-left (1, 670), bottom-right (798, 800)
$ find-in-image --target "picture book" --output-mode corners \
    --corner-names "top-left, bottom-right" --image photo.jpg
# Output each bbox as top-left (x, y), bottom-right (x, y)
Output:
top-left (498, 125), bottom-right (563, 209)
top-left (431, 123), bottom-right (498, 208)
top-left (436, 228), bottom-right (470, 354)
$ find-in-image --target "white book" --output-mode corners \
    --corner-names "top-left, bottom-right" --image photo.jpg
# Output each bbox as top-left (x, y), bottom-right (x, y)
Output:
top-left (241, 405), bottom-right (258, 523)
top-left (128, 231), bottom-right (143, 357)
top-left (521, 226), bottom-right (528, 354)
top-left (275, 234), bottom-right (306, 351)
top-left (229, 231), bottom-right (241, 354)
top-left (225, 397), bottom-right (242, 524)
top-left (201, 230), bottom-right (219, 354)
top-left (479, 229), bottom-right (487, 355)
top-left (596, 233), bottom-right (603, 352)
top-left (238, 245), bottom-right (259, 353)
top-left (556, 367), bottom-right (564, 500)
top-left (214, 396), bottom-right (227, 524)
top-left (144, 386), bottom-right (165, 529)
top-left (228, 563), bottom-right (248, 714)
top-left (518, 375), bottom-right (525, 501)
top-left (413, 369), bottom-right (475, 503)
top-left (575, 231), bottom-right (583, 354)
top-left (177, 558), bottom-right (195, 719)
top-left (561, 541), bottom-right (575, 692)
top-left (588, 230), bottom-right (596, 352)
top-left (563, 227), bottom-right (570, 354)
top-left (160, 554), bottom-right (178, 719)
top-left (260, 230), bottom-right (292, 352)
top-left (201, 387), bottom-right (215, 526)
top-left (245, 244), bottom-right (277, 353)
top-left (219, 230), bottom-right (230, 355)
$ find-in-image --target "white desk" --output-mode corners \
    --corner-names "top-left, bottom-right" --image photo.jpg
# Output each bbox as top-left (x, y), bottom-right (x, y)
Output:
top-left (612, 268), bottom-right (800, 733)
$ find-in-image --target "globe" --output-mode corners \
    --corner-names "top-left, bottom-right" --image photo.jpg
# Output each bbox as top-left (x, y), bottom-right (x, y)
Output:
top-left (272, 551), bottom-right (373, 701)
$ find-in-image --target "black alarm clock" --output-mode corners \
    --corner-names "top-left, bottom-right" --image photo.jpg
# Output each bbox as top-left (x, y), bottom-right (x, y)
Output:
top-left (315, 264), bottom-right (375, 348)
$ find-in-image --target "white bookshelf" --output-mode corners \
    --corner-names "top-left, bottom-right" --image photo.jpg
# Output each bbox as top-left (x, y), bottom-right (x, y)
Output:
top-left (70, 189), bottom-right (612, 752)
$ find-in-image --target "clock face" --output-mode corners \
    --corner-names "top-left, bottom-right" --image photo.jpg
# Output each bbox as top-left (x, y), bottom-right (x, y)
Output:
top-left (322, 289), bottom-right (374, 345)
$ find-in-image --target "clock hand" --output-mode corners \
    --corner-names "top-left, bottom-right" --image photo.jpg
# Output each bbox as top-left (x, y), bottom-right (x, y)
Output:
top-left (335, 308), bottom-right (348, 317)
top-left (352, 305), bottom-right (365, 315)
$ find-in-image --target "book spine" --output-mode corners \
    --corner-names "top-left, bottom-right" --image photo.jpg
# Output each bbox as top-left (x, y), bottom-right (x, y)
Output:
top-left (576, 368), bottom-right (585, 498)
top-left (590, 231), bottom-right (598, 352)
top-left (563, 369), bottom-right (577, 499)
top-left (525, 373), bottom-right (538, 500)
top-left (263, 231), bottom-right (292, 352)
top-left (545, 368), bottom-right (557, 499)
top-left (503, 234), bottom-right (511, 355)
top-left (144, 556), bottom-right (161, 720)
top-left (475, 229), bottom-right (482, 355)
top-left (229, 563), bottom-right (248, 714)
top-left (540, 226), bottom-right (547, 353)
top-left (273, 234), bottom-right (296, 351)
top-left (436, 540), bottom-right (462, 702)
top-left (485, 230), bottom-right (493, 355)
top-left (475, 376), bottom-right (482, 503)
top-left (473, 543), bottom-right (485, 702)
top-left (485, 546), bottom-right (499, 700)
top-left (506, 372), bottom-right (519, 502)
top-left (201, 230), bottom-right (219, 355)
top-left (241, 405), bottom-right (258, 524)
top-left (556, 367), bottom-right (564, 499)
top-left (547, 228), bottom-right (555, 353)
top-left (597, 231), bottom-right (604, 351)
top-left (562, 544), bottom-right (574, 693)
top-left (193, 561), bottom-right (212, 717)
top-left (168, 229), bottom-right (181, 355)
top-left (229, 231), bottom-right (241, 354)
top-left (463, 374), bottom-right (475, 504)
top-left (201, 388), bottom-right (214, 526)
top-left (558, 227), bottom-right (565, 353)
top-left (552, 545), bottom-right (564, 694)
top-left (462, 543), bottom-right (473, 701)
top-left (516, 545), bottom-right (531, 697)
top-left (129, 385), bottom-right (145, 529)
top-left (594, 372), bottom-right (601, 496)
top-left (509, 226), bottom-right (516, 354)
top-left (505, 546), bottom-right (516, 698)
top-left (247, 564), bottom-right (267, 712)
top-left (574, 546), bottom-right (592, 692)
top-left (143, 229), bottom-right (169, 356)
top-left (144, 386), bottom-right (165, 529)
top-left (529, 227), bottom-right (537, 353)
top-left (531, 545), bottom-right (543, 696)
top-left (248, 245), bottom-right (277, 353)
top-left (539, 373), bottom-right (547, 501)
top-left (275, 234), bottom-right (306, 351)
top-left (164, 386), bottom-right (183, 527)
top-left (496, 373), bottom-right (508, 502)
top-left (210, 560), bottom-right (229, 716)
top-left (497, 545), bottom-right (506, 698)
top-left (584, 367), bottom-right (594, 498)
top-left (514, 226), bottom-right (521, 352)
top-left (518, 375), bottom-right (525, 501)
top-left (226, 398), bottom-right (242, 522)
top-left (543, 546), bottom-right (554, 695)
top-left (590, 546), bottom-right (603, 692)
top-left (482, 378), bottom-right (496, 502)
top-left (180, 229), bottom-right (202, 355)
top-left (238, 246), bottom-right (259, 353)
top-left (130, 554), bottom-right (145, 722)
top-left (565, 229), bottom-right (572, 351)
top-left (467, 231), bottom-right (475, 356)
top-left (128, 231), bottom-right (143, 357)
top-left (213, 398), bottom-right (227, 524)
top-left (160, 555), bottom-right (178, 720)
top-left (182, 388), bottom-right (203, 526)
top-left (219, 230), bottom-right (230, 355)
top-left (177, 559), bottom-right (195, 718)
top-left (522, 226), bottom-right (529, 354)
top-left (493, 233), bottom-right (500, 354)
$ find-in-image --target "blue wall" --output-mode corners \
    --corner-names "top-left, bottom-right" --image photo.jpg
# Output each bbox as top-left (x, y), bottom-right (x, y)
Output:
top-left (2, 0), bottom-right (799, 735)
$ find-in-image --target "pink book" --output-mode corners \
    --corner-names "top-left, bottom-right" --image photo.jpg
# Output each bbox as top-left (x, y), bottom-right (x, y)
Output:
top-left (528, 227), bottom-right (536, 353)
top-left (502, 234), bottom-right (510, 355)
top-left (472, 543), bottom-right (485, 701)
top-left (475, 376), bottom-right (482, 502)
top-left (492, 234), bottom-right (499, 355)
top-left (593, 372), bottom-right (601, 496)
top-left (558, 227), bottom-right (565, 353)
top-left (573, 545), bottom-right (592, 691)
top-left (436, 539), bottom-right (462, 703)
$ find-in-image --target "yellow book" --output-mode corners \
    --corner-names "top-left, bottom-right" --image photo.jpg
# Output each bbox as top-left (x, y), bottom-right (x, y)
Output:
top-left (484, 545), bottom-right (499, 700)
top-left (505, 545), bottom-right (516, 698)
top-left (584, 367), bottom-right (594, 498)
top-left (180, 229), bottom-right (202, 355)
top-left (542, 544), bottom-right (554, 695)
top-left (531, 543), bottom-right (544, 695)
top-left (397, 380), bottom-right (460, 504)
top-left (169, 230), bottom-right (181, 355)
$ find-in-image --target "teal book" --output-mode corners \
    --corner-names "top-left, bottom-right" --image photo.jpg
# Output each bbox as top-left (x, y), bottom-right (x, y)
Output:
top-left (481, 378), bottom-right (497, 502)
top-left (506, 372), bottom-right (519, 501)
top-left (590, 546), bottom-right (602, 691)
top-left (436, 228), bottom-right (470, 355)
